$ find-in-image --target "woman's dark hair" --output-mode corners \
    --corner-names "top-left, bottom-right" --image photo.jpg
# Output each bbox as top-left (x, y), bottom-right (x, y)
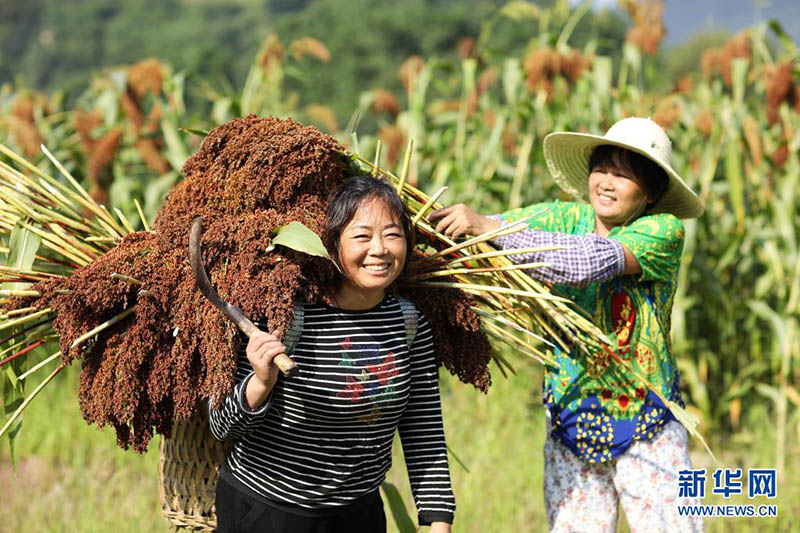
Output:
top-left (322, 175), bottom-right (415, 275)
top-left (589, 145), bottom-right (669, 209)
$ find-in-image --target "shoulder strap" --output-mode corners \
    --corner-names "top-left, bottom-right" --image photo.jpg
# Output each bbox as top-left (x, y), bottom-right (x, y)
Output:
top-left (396, 296), bottom-right (419, 350)
top-left (283, 301), bottom-right (305, 354)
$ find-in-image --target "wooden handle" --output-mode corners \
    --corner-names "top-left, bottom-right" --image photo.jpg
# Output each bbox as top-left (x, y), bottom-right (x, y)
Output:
top-left (240, 317), bottom-right (299, 378)
top-left (273, 353), bottom-right (299, 378)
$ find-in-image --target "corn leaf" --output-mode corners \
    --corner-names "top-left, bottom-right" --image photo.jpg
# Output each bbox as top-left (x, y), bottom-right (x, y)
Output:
top-left (3, 224), bottom-right (41, 292)
top-left (380, 482), bottom-right (416, 533)
top-left (1, 224), bottom-right (42, 467)
top-left (667, 400), bottom-right (716, 464)
top-left (178, 127), bottom-right (210, 137)
top-left (768, 19), bottom-right (797, 54)
top-left (161, 118), bottom-right (190, 171)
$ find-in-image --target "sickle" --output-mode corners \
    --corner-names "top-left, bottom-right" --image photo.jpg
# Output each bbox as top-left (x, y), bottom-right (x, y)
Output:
top-left (189, 216), bottom-right (298, 377)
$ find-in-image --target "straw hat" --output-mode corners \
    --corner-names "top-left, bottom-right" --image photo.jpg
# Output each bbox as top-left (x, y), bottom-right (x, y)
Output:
top-left (543, 117), bottom-right (704, 219)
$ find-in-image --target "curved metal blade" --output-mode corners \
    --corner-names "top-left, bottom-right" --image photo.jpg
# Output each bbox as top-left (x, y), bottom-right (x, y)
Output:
top-left (189, 216), bottom-right (248, 331)
top-left (188, 216), bottom-right (298, 377)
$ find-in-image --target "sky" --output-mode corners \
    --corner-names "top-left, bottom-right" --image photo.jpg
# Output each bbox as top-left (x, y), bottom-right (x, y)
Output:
top-left (579, 0), bottom-right (800, 44)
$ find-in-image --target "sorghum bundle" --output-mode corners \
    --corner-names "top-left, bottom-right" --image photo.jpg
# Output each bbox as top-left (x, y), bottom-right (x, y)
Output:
top-left (3, 115), bottom-right (492, 452)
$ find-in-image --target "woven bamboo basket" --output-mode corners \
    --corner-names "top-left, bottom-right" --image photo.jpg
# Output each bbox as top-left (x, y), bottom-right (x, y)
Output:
top-left (159, 408), bottom-right (231, 531)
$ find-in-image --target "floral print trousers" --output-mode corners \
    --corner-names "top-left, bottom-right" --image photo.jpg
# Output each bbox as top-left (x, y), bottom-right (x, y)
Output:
top-left (544, 420), bottom-right (704, 533)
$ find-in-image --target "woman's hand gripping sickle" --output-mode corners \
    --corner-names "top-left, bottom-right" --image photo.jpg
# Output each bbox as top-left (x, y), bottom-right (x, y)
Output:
top-left (244, 330), bottom-right (287, 410)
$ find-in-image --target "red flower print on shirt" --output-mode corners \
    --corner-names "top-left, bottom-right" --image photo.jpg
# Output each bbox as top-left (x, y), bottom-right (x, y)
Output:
top-left (618, 394), bottom-right (630, 409)
top-left (367, 353), bottom-right (399, 385)
top-left (339, 337), bottom-right (352, 351)
top-left (335, 376), bottom-right (364, 402)
top-left (611, 289), bottom-right (636, 360)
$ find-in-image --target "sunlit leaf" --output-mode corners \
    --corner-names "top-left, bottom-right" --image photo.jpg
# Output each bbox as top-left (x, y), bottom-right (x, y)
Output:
top-left (3, 225), bottom-right (41, 292)
top-left (271, 221), bottom-right (331, 260)
top-left (161, 118), bottom-right (189, 171)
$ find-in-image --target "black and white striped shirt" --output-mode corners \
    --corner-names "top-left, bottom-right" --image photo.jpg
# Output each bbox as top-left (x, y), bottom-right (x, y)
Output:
top-left (208, 294), bottom-right (455, 525)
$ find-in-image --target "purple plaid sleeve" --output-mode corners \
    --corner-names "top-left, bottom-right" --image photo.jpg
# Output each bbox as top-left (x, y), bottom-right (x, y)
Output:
top-left (487, 215), bottom-right (626, 287)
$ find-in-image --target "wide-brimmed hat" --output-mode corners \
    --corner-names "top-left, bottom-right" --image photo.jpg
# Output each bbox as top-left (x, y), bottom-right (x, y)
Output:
top-left (543, 117), bottom-right (704, 219)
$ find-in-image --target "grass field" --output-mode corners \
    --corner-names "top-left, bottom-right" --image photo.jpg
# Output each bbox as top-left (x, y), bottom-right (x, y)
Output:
top-left (2, 360), bottom-right (797, 532)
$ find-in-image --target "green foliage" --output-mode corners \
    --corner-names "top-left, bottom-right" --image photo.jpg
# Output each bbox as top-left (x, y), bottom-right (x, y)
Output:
top-left (1, 366), bottom-right (164, 533)
top-left (2, 2), bottom-right (800, 530)
top-left (4, 0), bottom-right (270, 102)
top-left (2, 363), bottom-right (798, 531)
top-left (3, 226), bottom-right (41, 293)
top-left (271, 0), bottom-right (501, 121)
top-left (0, 0), bottom-right (630, 127)
top-left (344, 11), bottom-right (800, 478)
top-left (0, 225), bottom-right (42, 466)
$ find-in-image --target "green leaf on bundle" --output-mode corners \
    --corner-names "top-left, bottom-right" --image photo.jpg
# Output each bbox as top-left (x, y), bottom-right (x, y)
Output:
top-left (271, 221), bottom-right (331, 260)
top-left (3, 225), bottom-right (41, 292)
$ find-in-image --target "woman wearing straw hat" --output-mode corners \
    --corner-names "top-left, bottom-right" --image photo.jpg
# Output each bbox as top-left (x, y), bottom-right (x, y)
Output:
top-left (429, 117), bottom-right (704, 532)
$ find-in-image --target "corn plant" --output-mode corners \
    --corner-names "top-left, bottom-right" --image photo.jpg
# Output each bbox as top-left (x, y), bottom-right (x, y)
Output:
top-left (350, 5), bottom-right (799, 477)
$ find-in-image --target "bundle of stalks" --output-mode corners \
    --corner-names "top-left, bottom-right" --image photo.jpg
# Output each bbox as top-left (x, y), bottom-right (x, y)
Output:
top-left (1, 116), bottom-right (349, 452)
top-left (2, 116), bottom-right (496, 454)
top-left (359, 156), bottom-right (599, 374)
top-left (351, 147), bottom-right (714, 458)
top-left (0, 115), bottom-right (712, 460)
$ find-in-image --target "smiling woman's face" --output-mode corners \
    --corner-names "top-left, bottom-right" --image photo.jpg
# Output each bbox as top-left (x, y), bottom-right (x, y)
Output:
top-left (588, 162), bottom-right (649, 235)
top-left (337, 197), bottom-right (407, 302)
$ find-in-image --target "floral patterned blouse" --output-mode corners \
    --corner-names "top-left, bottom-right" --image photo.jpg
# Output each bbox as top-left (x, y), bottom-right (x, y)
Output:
top-left (497, 201), bottom-right (686, 462)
